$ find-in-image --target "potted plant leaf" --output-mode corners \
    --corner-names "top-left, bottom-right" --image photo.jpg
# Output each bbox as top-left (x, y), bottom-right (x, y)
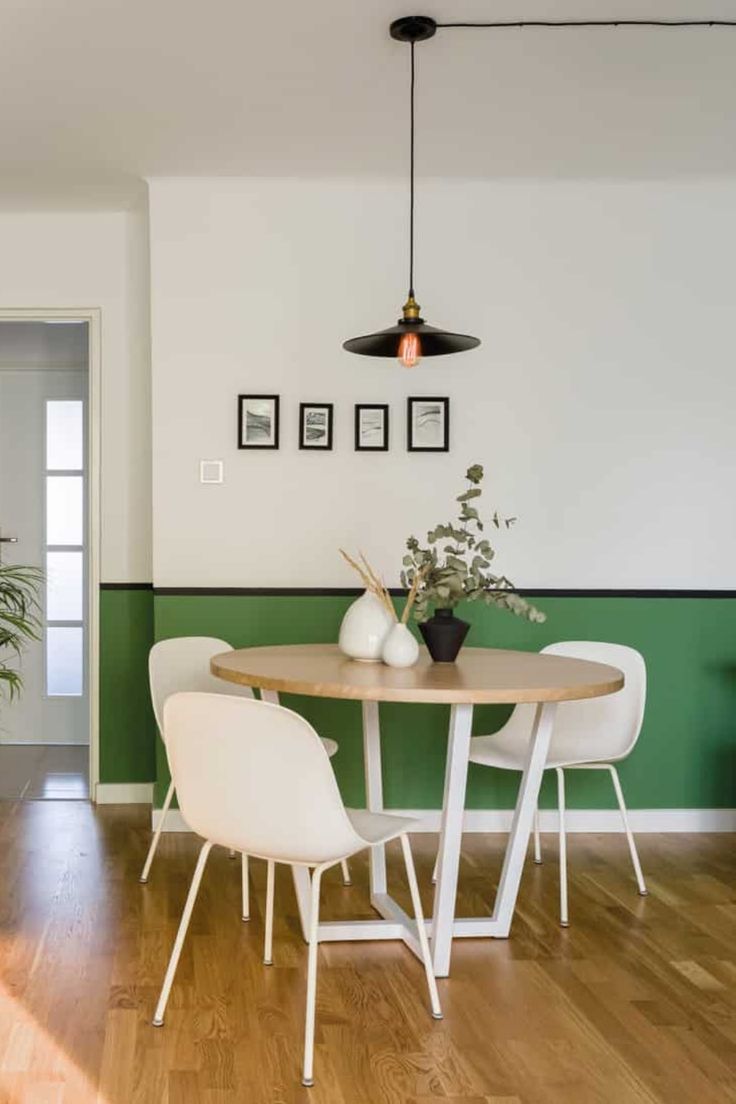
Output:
top-left (0, 562), bottom-right (43, 703)
top-left (400, 464), bottom-right (545, 662)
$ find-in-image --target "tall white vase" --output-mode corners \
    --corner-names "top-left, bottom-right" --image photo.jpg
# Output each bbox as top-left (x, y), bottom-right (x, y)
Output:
top-left (338, 590), bottom-right (394, 662)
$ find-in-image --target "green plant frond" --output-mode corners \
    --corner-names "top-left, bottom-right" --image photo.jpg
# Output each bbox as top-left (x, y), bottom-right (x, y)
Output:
top-left (0, 667), bottom-right (23, 700)
top-left (0, 562), bottom-right (42, 704)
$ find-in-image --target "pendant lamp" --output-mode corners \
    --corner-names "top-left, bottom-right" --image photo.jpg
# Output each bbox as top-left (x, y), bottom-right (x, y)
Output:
top-left (343, 15), bottom-right (480, 368)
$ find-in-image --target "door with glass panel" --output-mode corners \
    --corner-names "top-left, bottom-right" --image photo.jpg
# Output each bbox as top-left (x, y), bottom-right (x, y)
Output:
top-left (0, 367), bottom-right (88, 746)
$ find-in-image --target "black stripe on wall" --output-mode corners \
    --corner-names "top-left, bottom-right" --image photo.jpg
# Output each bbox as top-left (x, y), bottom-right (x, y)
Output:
top-left (100, 582), bottom-right (154, 591)
top-left (100, 582), bottom-right (736, 600)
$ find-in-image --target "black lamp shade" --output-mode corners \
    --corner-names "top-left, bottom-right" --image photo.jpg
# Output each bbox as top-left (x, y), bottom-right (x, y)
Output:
top-left (343, 320), bottom-right (480, 358)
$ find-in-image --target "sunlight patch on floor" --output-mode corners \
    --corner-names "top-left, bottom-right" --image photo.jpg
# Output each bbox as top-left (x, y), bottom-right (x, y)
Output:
top-left (0, 981), bottom-right (101, 1103)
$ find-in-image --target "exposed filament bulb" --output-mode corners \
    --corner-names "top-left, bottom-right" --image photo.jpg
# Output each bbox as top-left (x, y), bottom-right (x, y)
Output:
top-left (398, 331), bottom-right (422, 368)
top-left (399, 295), bottom-right (422, 367)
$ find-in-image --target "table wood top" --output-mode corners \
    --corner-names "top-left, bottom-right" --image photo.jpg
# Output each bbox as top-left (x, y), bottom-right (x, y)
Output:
top-left (211, 644), bottom-right (624, 705)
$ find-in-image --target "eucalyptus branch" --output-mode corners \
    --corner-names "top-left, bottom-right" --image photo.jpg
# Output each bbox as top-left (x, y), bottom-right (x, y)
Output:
top-left (399, 464), bottom-right (545, 626)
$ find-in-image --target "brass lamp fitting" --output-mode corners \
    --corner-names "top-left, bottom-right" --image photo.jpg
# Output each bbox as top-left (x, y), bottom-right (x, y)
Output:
top-left (402, 294), bottom-right (421, 321)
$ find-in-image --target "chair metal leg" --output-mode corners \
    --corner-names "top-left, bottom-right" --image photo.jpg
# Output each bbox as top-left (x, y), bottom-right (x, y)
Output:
top-left (139, 779), bottom-right (175, 883)
top-left (241, 853), bottom-right (250, 921)
top-left (152, 840), bottom-right (212, 1025)
top-left (556, 767), bottom-right (569, 927)
top-left (608, 765), bottom-right (648, 895)
top-left (264, 860), bottom-right (275, 965)
top-left (431, 848), bottom-right (438, 885)
top-left (302, 866), bottom-right (325, 1087)
top-left (340, 858), bottom-right (352, 886)
top-left (399, 834), bottom-right (442, 1019)
top-left (533, 806), bottom-right (542, 864)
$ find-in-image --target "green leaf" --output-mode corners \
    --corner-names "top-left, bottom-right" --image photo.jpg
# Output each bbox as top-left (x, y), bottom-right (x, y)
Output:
top-left (456, 488), bottom-right (482, 503)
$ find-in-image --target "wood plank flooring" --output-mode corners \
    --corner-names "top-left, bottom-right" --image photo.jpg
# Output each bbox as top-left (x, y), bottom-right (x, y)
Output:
top-left (0, 746), bottom-right (88, 801)
top-left (0, 800), bottom-right (733, 1103)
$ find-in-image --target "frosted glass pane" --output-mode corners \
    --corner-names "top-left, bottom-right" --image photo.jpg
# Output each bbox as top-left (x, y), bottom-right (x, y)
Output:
top-left (46, 627), bottom-right (83, 696)
top-left (46, 552), bottom-right (83, 621)
top-left (46, 401), bottom-right (83, 470)
top-left (46, 476), bottom-right (83, 545)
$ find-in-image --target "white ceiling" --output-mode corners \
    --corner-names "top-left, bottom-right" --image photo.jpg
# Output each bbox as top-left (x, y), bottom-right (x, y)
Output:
top-left (2, 0), bottom-right (736, 209)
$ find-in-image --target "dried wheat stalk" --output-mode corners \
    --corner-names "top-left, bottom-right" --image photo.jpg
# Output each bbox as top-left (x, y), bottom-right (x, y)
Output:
top-left (339, 548), bottom-right (397, 621)
top-left (401, 564), bottom-right (427, 624)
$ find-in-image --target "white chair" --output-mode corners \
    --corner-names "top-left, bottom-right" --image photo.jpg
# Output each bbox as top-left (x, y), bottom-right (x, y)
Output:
top-left (139, 636), bottom-right (350, 897)
top-left (467, 642), bottom-right (648, 927)
top-left (152, 692), bottom-right (442, 1087)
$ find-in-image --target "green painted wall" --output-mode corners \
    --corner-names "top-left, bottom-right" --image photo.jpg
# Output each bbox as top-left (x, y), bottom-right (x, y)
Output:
top-left (147, 592), bottom-right (736, 811)
top-left (99, 587), bottom-right (156, 784)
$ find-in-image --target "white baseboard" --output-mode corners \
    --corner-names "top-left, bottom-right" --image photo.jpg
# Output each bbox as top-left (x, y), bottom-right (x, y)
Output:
top-left (96, 782), bottom-right (153, 805)
top-left (150, 806), bottom-right (736, 834)
top-left (391, 808), bottom-right (736, 833)
top-left (151, 808), bottom-right (191, 831)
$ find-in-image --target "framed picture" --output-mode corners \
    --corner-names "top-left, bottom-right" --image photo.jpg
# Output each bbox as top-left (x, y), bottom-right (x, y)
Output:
top-left (407, 397), bottom-right (449, 452)
top-left (355, 404), bottom-right (389, 451)
top-left (299, 403), bottom-right (334, 450)
top-left (238, 394), bottom-right (279, 449)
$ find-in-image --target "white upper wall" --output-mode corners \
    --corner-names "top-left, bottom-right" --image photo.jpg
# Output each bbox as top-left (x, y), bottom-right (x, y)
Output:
top-left (0, 210), bottom-right (152, 581)
top-left (149, 176), bottom-right (736, 589)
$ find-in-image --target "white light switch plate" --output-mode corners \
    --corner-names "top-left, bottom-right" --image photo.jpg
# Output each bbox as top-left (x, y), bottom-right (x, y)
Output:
top-left (200, 460), bottom-right (224, 484)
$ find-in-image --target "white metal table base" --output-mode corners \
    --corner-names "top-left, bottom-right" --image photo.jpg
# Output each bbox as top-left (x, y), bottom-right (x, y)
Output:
top-left (262, 688), bottom-right (557, 978)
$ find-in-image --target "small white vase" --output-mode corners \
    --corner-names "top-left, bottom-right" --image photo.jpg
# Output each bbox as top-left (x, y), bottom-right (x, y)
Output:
top-left (338, 590), bottom-right (394, 662)
top-left (382, 623), bottom-right (420, 669)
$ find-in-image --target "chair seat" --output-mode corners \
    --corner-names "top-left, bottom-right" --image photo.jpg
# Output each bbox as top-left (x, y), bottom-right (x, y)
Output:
top-left (346, 808), bottom-right (417, 846)
top-left (469, 731), bottom-right (613, 772)
top-left (321, 737), bottom-right (338, 758)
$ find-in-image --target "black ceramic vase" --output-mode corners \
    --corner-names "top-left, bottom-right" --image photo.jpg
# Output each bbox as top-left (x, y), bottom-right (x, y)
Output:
top-left (419, 608), bottom-right (470, 663)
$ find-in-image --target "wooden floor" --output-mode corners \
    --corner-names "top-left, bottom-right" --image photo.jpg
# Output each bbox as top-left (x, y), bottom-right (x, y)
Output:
top-left (0, 745), bottom-right (88, 801)
top-left (0, 801), bottom-right (734, 1103)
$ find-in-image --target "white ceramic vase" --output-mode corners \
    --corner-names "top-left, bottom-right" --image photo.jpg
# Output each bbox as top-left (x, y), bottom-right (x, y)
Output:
top-left (338, 590), bottom-right (394, 662)
top-left (381, 623), bottom-right (420, 669)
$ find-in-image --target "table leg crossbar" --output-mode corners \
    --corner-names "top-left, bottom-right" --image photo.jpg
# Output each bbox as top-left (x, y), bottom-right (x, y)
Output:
top-left (268, 686), bottom-right (558, 978)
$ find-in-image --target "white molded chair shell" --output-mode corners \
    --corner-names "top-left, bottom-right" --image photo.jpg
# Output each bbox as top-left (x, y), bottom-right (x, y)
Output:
top-left (142, 637), bottom-right (345, 885)
top-left (164, 693), bottom-right (407, 864)
top-left (154, 692), bottom-right (441, 1084)
top-left (149, 637), bottom-right (254, 732)
top-left (149, 636), bottom-right (338, 756)
top-left (470, 642), bottom-right (646, 770)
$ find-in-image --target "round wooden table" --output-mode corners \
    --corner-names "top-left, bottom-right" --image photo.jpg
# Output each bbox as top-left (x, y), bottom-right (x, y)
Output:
top-left (212, 644), bottom-right (623, 977)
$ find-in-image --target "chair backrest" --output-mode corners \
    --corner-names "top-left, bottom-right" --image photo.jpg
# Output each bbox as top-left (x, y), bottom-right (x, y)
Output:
top-left (497, 641), bottom-right (646, 764)
top-left (163, 692), bottom-right (365, 864)
top-left (148, 636), bottom-right (253, 735)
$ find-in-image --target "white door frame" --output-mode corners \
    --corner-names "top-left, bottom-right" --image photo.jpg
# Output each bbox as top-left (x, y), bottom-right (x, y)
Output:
top-left (0, 307), bottom-right (101, 798)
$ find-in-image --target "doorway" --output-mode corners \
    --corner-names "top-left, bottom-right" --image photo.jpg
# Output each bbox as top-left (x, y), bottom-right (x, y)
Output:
top-left (0, 316), bottom-right (99, 799)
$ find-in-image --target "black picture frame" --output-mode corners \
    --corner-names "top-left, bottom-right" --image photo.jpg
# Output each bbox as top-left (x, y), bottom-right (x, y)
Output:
top-left (407, 397), bottom-right (450, 452)
top-left (238, 394), bottom-right (280, 449)
top-left (354, 404), bottom-right (389, 451)
top-left (299, 403), bottom-right (334, 450)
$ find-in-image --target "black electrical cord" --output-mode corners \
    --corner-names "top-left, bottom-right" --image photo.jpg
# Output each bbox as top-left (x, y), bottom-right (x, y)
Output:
top-left (409, 40), bottom-right (415, 300)
top-left (400, 14), bottom-right (736, 313)
top-left (436, 20), bottom-right (736, 29)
